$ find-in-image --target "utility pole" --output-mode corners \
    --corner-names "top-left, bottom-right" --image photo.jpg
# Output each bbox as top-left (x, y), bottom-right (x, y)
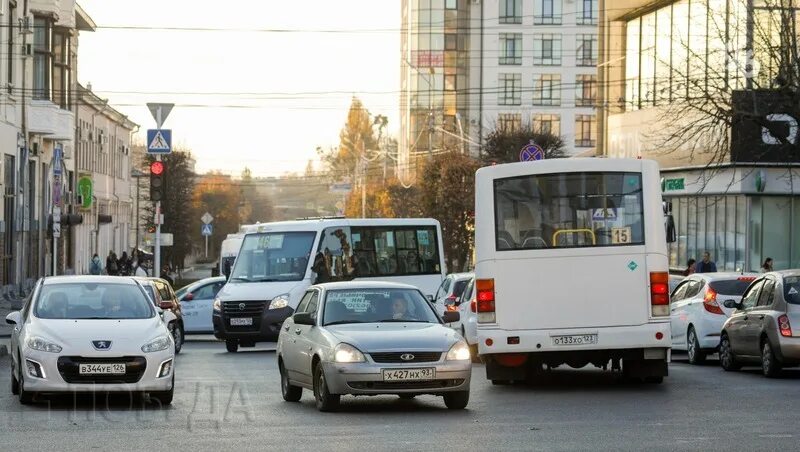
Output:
top-left (746, 0), bottom-right (754, 91)
top-left (361, 158), bottom-right (367, 218)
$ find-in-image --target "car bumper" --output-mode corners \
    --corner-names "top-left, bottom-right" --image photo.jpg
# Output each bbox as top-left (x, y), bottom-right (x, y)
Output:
top-left (20, 348), bottom-right (175, 393)
top-left (320, 359), bottom-right (471, 396)
top-left (776, 336), bottom-right (800, 364)
top-left (213, 306), bottom-right (293, 342)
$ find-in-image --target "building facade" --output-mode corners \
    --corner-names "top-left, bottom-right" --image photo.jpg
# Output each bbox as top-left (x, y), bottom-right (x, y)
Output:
top-left (598, 0), bottom-right (800, 272)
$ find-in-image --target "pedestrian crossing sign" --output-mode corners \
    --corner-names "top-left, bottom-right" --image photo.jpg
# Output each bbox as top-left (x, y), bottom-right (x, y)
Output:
top-left (592, 208), bottom-right (617, 220)
top-left (201, 223), bottom-right (213, 236)
top-left (147, 129), bottom-right (172, 154)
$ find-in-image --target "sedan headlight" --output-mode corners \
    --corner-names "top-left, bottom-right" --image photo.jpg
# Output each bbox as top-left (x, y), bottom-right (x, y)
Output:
top-left (26, 336), bottom-right (62, 353)
top-left (213, 298), bottom-right (222, 312)
top-left (269, 293), bottom-right (290, 310)
top-left (141, 335), bottom-right (172, 353)
top-left (446, 340), bottom-right (471, 361)
top-left (333, 343), bottom-right (365, 363)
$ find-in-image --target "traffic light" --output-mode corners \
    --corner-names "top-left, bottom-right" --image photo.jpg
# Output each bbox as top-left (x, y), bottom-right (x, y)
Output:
top-left (150, 160), bottom-right (166, 202)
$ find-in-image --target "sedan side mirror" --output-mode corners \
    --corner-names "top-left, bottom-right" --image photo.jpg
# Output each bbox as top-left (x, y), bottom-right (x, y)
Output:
top-left (5, 311), bottom-right (21, 325)
top-left (442, 311), bottom-right (460, 323)
top-left (722, 299), bottom-right (741, 309)
top-left (293, 312), bottom-right (315, 326)
top-left (426, 294), bottom-right (434, 302)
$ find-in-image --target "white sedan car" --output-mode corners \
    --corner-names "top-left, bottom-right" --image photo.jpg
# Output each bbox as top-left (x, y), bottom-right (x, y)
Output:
top-left (5, 276), bottom-right (176, 405)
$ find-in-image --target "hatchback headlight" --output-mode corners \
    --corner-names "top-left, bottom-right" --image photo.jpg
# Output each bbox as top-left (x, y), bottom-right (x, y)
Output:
top-left (213, 298), bottom-right (222, 312)
top-left (446, 340), bottom-right (471, 361)
top-left (333, 343), bottom-right (365, 363)
top-left (142, 335), bottom-right (172, 353)
top-left (27, 336), bottom-right (62, 353)
top-left (269, 294), bottom-right (290, 310)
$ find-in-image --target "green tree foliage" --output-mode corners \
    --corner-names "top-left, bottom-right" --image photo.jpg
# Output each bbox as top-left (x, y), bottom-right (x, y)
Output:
top-left (482, 124), bottom-right (566, 165)
top-left (192, 173), bottom-right (243, 260)
top-left (318, 97), bottom-right (377, 181)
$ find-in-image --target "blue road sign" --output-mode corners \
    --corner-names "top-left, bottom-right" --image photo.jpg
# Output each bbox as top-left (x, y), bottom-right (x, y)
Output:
top-left (53, 144), bottom-right (63, 175)
top-left (147, 129), bottom-right (172, 154)
top-left (201, 223), bottom-right (213, 236)
top-left (519, 142), bottom-right (545, 162)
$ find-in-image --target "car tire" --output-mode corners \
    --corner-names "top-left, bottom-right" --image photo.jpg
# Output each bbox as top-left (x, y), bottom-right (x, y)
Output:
top-left (644, 376), bottom-right (664, 384)
top-left (150, 388), bottom-right (174, 406)
top-left (761, 340), bottom-right (782, 378)
top-left (280, 362), bottom-right (302, 402)
top-left (18, 371), bottom-right (35, 405)
top-left (225, 339), bottom-right (239, 353)
top-left (443, 391), bottom-right (469, 410)
top-left (719, 334), bottom-right (741, 371)
top-left (11, 365), bottom-right (20, 396)
top-left (170, 322), bottom-right (184, 354)
top-left (491, 380), bottom-right (511, 385)
top-left (686, 327), bottom-right (707, 365)
top-left (398, 394), bottom-right (416, 400)
top-left (313, 364), bottom-right (339, 412)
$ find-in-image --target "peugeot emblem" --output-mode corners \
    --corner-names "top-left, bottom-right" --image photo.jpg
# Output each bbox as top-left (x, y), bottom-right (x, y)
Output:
top-left (238, 303), bottom-right (246, 311)
top-left (400, 353), bottom-right (415, 361)
top-left (92, 340), bottom-right (112, 350)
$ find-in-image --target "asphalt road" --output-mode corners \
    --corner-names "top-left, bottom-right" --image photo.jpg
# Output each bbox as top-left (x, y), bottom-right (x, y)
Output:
top-left (1, 341), bottom-right (798, 451)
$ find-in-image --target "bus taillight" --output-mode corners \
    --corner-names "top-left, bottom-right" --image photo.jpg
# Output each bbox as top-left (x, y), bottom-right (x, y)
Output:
top-left (650, 272), bottom-right (670, 316)
top-left (476, 278), bottom-right (496, 323)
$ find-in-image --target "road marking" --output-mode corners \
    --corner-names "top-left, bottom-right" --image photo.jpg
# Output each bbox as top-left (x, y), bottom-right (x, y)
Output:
top-left (759, 434), bottom-right (793, 438)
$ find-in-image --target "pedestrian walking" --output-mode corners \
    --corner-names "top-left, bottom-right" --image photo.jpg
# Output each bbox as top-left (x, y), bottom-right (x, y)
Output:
top-left (89, 254), bottom-right (103, 275)
top-left (106, 251), bottom-right (119, 275)
top-left (118, 251), bottom-right (131, 276)
top-left (683, 258), bottom-right (696, 277)
top-left (134, 260), bottom-right (148, 277)
top-left (695, 251), bottom-right (717, 273)
top-left (160, 265), bottom-right (174, 286)
top-left (761, 257), bottom-right (774, 273)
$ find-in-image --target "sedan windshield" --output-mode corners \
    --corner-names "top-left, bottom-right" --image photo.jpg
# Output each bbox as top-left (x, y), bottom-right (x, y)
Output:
top-left (230, 231), bottom-right (316, 282)
top-left (34, 283), bottom-right (154, 320)
top-left (323, 289), bottom-right (439, 326)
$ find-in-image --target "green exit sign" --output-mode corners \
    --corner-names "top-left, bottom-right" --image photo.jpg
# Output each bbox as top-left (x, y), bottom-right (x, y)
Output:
top-left (664, 178), bottom-right (685, 191)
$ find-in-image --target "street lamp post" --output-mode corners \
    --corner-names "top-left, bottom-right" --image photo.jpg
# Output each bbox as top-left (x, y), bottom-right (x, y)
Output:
top-left (131, 169), bottom-right (145, 253)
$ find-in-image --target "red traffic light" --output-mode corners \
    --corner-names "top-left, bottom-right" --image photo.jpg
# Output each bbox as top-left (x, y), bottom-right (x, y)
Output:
top-left (150, 161), bottom-right (165, 176)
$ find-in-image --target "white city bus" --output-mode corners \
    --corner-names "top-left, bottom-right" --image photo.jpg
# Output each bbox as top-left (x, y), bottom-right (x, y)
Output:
top-left (474, 158), bottom-right (672, 383)
top-left (218, 224), bottom-right (262, 277)
top-left (213, 218), bottom-right (447, 352)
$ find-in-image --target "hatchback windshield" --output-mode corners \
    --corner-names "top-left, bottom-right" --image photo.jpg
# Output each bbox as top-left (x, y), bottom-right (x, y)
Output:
top-left (230, 231), bottom-right (316, 282)
top-left (323, 289), bottom-right (439, 325)
top-left (35, 283), bottom-right (154, 320)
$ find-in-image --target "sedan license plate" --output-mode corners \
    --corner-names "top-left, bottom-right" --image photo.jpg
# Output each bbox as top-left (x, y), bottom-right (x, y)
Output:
top-left (79, 363), bottom-right (126, 375)
top-left (382, 368), bottom-right (435, 382)
top-left (230, 317), bottom-right (253, 326)
top-left (552, 334), bottom-right (598, 346)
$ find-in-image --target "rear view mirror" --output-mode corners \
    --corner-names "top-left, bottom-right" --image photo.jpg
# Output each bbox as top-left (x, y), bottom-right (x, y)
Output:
top-left (722, 299), bottom-right (740, 309)
top-left (6, 311), bottom-right (21, 325)
top-left (442, 311), bottom-right (460, 323)
top-left (426, 294), bottom-right (434, 302)
top-left (293, 312), bottom-right (315, 326)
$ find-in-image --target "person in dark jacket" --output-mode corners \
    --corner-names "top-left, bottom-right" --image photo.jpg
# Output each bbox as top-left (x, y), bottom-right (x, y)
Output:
top-left (106, 251), bottom-right (119, 275)
top-left (683, 258), bottom-right (696, 276)
top-left (160, 265), bottom-right (174, 286)
top-left (695, 252), bottom-right (717, 273)
top-left (118, 251), bottom-right (131, 276)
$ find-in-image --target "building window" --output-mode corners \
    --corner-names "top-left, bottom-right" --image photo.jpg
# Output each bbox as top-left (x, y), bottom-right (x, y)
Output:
top-left (533, 34), bottom-right (562, 66)
top-left (445, 74), bottom-right (457, 91)
top-left (498, 73), bottom-right (522, 106)
top-left (499, 33), bottom-right (522, 65)
top-left (498, 113), bottom-right (522, 133)
top-left (33, 17), bottom-right (53, 100)
top-left (53, 29), bottom-right (71, 109)
top-left (576, 34), bottom-right (597, 66)
top-left (445, 33), bottom-right (457, 51)
top-left (532, 74), bottom-right (561, 106)
top-left (500, 0), bottom-right (522, 24)
top-left (534, 0), bottom-right (561, 25)
top-left (575, 115), bottom-right (596, 147)
top-left (577, 0), bottom-right (598, 25)
top-left (575, 74), bottom-right (597, 107)
top-left (445, 0), bottom-right (458, 10)
top-left (532, 114), bottom-right (561, 136)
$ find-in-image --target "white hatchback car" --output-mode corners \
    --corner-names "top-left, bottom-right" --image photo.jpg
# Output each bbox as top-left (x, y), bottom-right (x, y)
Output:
top-left (455, 277), bottom-right (478, 353)
top-left (5, 276), bottom-right (176, 405)
top-left (433, 273), bottom-right (473, 316)
top-left (670, 272), bottom-right (757, 364)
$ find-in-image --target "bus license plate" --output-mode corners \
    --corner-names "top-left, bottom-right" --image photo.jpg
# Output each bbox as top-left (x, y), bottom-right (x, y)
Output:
top-left (382, 368), bottom-right (435, 382)
top-left (552, 334), bottom-right (598, 346)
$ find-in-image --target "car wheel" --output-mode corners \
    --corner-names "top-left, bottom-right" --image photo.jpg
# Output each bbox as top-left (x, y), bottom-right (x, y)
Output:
top-left (443, 391), bottom-right (469, 410)
top-left (149, 377), bottom-right (175, 406)
top-left (280, 361), bottom-right (302, 402)
top-left (225, 339), bottom-right (239, 353)
top-left (719, 334), bottom-right (741, 371)
top-left (18, 369), bottom-right (35, 405)
top-left (313, 364), bottom-right (340, 412)
top-left (644, 376), bottom-right (664, 384)
top-left (170, 323), bottom-right (184, 354)
top-left (686, 327), bottom-right (706, 365)
top-left (398, 394), bottom-right (416, 400)
top-left (11, 363), bottom-right (20, 396)
top-left (491, 380), bottom-right (511, 385)
top-left (761, 340), bottom-right (782, 378)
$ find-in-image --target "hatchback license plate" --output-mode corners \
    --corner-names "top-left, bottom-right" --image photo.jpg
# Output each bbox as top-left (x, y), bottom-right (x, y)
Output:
top-left (79, 363), bottom-right (126, 375)
top-left (382, 368), bottom-right (435, 382)
top-left (552, 334), bottom-right (598, 346)
top-left (230, 317), bottom-right (253, 326)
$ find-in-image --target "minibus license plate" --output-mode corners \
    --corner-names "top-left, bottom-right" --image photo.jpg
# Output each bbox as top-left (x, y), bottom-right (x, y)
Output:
top-left (382, 368), bottom-right (435, 381)
top-left (230, 318), bottom-right (253, 326)
top-left (552, 334), bottom-right (597, 346)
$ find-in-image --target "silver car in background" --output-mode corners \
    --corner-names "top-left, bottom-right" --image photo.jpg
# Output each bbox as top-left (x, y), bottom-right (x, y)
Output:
top-left (276, 282), bottom-right (471, 412)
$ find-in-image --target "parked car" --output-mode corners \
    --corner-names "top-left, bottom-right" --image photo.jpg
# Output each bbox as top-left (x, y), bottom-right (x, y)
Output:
top-left (5, 276), bottom-right (176, 405)
top-left (433, 273), bottom-right (473, 315)
top-left (175, 276), bottom-right (226, 333)
top-left (670, 273), bottom-right (757, 364)
top-left (455, 277), bottom-right (478, 355)
top-left (134, 277), bottom-right (185, 354)
top-left (669, 275), bottom-right (685, 294)
top-left (277, 281), bottom-right (471, 412)
top-left (720, 270), bottom-right (800, 377)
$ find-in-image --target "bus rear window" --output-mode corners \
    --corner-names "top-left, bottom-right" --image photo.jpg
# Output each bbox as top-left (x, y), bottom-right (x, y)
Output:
top-left (494, 172), bottom-right (645, 250)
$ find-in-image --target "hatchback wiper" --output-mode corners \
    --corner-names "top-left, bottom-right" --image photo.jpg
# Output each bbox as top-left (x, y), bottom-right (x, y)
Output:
top-left (324, 320), bottom-right (365, 326)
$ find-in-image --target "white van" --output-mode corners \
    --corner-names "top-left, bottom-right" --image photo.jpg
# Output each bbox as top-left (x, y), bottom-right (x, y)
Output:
top-left (474, 158), bottom-right (672, 383)
top-left (212, 218), bottom-right (446, 352)
top-left (218, 224), bottom-right (261, 277)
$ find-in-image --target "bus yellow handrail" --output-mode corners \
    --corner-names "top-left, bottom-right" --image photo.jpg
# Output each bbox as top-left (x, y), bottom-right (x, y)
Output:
top-left (552, 229), bottom-right (597, 246)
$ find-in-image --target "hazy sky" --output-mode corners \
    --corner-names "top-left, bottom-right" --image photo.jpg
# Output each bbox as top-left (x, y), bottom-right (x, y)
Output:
top-left (77, 0), bottom-right (400, 177)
